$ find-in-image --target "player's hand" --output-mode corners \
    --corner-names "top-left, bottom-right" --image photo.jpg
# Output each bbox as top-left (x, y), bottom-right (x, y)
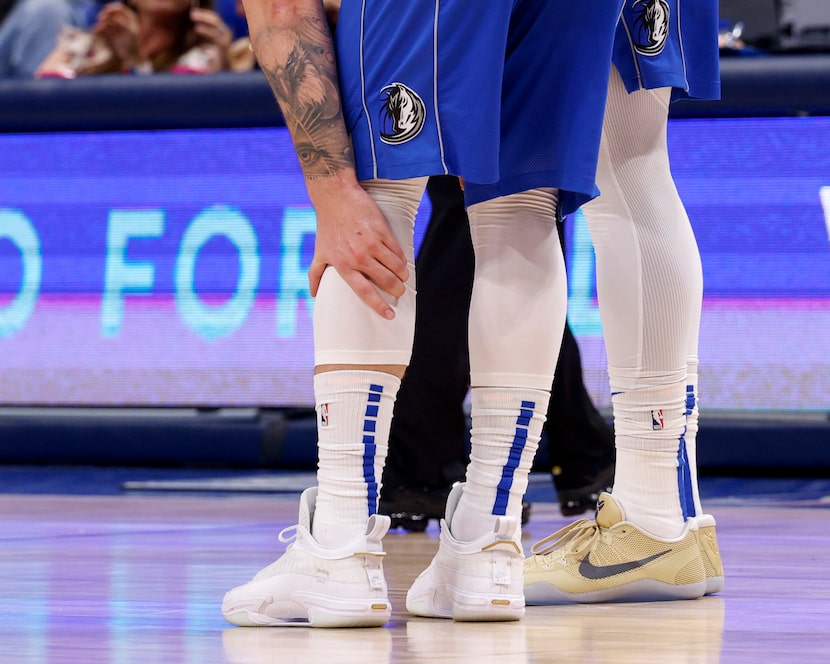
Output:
top-left (307, 181), bottom-right (409, 320)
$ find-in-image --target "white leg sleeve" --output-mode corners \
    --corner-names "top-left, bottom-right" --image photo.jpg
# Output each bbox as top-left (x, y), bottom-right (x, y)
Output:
top-left (466, 188), bottom-right (566, 389)
top-left (583, 67), bottom-right (705, 535)
top-left (427, 188), bottom-right (562, 541)
top-left (584, 68), bottom-right (703, 377)
top-left (313, 178), bottom-right (426, 367)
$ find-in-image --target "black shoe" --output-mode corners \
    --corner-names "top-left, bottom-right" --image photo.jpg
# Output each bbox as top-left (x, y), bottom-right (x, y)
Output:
top-left (379, 485), bottom-right (447, 532)
top-left (553, 463), bottom-right (615, 517)
top-left (380, 483), bottom-right (531, 532)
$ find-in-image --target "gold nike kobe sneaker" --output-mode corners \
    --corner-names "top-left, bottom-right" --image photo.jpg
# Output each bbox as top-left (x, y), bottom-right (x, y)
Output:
top-left (694, 514), bottom-right (725, 595)
top-left (524, 493), bottom-right (706, 604)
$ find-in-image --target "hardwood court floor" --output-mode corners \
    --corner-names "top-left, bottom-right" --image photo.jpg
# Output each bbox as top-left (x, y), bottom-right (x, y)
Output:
top-left (0, 468), bottom-right (828, 663)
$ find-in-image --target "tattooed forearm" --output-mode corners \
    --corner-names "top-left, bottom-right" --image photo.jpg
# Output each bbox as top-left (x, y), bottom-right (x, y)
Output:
top-left (255, 12), bottom-right (354, 180)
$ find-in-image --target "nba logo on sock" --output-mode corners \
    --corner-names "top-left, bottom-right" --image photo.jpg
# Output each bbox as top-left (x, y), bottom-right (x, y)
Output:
top-left (319, 403), bottom-right (330, 427)
top-left (651, 409), bottom-right (664, 430)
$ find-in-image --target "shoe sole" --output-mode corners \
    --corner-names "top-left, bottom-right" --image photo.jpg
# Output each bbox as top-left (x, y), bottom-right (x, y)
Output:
top-left (524, 578), bottom-right (707, 605)
top-left (407, 585), bottom-right (525, 622)
top-left (450, 592), bottom-right (525, 622)
top-left (705, 576), bottom-right (724, 596)
top-left (223, 592), bottom-right (391, 628)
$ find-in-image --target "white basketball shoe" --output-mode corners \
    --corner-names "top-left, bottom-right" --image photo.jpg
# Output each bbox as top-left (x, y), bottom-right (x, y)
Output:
top-left (406, 483), bottom-right (525, 621)
top-left (222, 487), bottom-right (391, 628)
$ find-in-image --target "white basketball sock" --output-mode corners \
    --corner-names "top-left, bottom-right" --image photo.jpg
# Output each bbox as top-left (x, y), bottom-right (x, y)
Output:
top-left (450, 386), bottom-right (549, 542)
top-left (609, 373), bottom-right (688, 538)
top-left (312, 370), bottom-right (400, 547)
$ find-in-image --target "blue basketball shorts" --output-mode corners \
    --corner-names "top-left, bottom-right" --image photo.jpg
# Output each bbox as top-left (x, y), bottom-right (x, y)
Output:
top-left (613, 0), bottom-right (720, 100)
top-left (336, 0), bottom-right (624, 214)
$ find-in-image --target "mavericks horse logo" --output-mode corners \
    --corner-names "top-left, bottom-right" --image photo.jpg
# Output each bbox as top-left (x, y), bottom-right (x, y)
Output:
top-left (379, 82), bottom-right (426, 145)
top-left (631, 0), bottom-right (670, 56)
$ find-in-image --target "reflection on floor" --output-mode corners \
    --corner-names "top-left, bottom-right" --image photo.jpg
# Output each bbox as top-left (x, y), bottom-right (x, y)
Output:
top-left (0, 466), bottom-right (828, 663)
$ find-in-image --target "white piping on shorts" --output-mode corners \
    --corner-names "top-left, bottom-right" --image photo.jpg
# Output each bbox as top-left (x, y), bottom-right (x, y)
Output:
top-left (676, 0), bottom-right (691, 93)
top-left (433, 0), bottom-right (449, 174)
top-left (620, 14), bottom-right (644, 89)
top-left (359, 0), bottom-right (378, 179)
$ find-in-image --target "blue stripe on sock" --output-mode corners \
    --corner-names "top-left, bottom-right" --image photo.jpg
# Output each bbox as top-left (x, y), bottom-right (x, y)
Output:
top-left (364, 440), bottom-right (378, 511)
top-left (677, 434), bottom-right (695, 519)
top-left (363, 384), bottom-right (384, 515)
top-left (685, 384), bottom-right (695, 416)
top-left (493, 401), bottom-right (535, 516)
top-left (678, 384), bottom-right (697, 519)
top-left (517, 400), bottom-right (534, 427)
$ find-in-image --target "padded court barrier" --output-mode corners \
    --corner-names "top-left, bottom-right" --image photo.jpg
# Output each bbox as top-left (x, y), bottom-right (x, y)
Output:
top-left (2, 56), bottom-right (830, 133)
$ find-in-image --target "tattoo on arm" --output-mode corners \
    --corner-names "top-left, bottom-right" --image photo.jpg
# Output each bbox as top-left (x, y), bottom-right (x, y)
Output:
top-left (259, 14), bottom-right (353, 180)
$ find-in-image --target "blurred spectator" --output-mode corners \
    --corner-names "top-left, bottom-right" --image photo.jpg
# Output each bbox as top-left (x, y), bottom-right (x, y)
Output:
top-left (215, 0), bottom-right (340, 73)
top-left (214, 0), bottom-right (245, 39)
top-left (220, 0), bottom-right (254, 72)
top-left (212, 0), bottom-right (338, 73)
top-left (0, 0), bottom-right (94, 78)
top-left (35, 0), bottom-right (235, 77)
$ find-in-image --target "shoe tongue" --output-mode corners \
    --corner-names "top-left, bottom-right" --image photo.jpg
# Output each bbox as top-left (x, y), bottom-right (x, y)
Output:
top-left (595, 492), bottom-right (624, 528)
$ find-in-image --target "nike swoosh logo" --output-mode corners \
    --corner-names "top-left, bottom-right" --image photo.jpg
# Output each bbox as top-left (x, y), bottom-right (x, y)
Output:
top-left (578, 549), bottom-right (671, 580)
